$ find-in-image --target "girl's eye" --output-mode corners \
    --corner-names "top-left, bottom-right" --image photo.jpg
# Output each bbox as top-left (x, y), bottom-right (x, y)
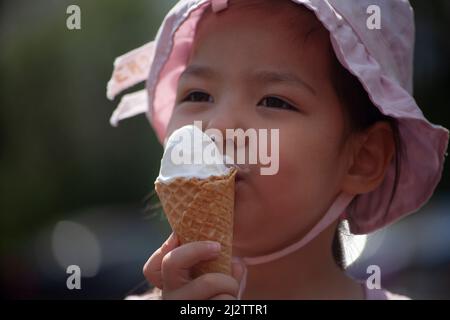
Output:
top-left (257, 96), bottom-right (298, 111)
top-left (182, 91), bottom-right (213, 103)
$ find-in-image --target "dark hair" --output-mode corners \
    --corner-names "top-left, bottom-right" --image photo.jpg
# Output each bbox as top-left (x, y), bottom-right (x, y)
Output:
top-left (329, 50), bottom-right (404, 269)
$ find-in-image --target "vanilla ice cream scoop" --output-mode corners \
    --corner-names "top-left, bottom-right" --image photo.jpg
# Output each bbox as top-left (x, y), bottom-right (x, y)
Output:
top-left (156, 125), bottom-right (232, 183)
top-left (154, 124), bottom-right (237, 277)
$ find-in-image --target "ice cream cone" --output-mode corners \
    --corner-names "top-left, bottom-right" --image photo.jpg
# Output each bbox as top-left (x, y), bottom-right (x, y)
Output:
top-left (155, 167), bottom-right (237, 278)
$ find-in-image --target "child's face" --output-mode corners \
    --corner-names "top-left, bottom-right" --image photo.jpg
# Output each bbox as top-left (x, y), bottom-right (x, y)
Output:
top-left (166, 2), bottom-right (353, 256)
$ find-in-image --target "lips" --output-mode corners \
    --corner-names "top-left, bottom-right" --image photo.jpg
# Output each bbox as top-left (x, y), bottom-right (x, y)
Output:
top-left (236, 171), bottom-right (243, 182)
top-left (222, 155), bottom-right (251, 183)
top-left (234, 165), bottom-right (251, 184)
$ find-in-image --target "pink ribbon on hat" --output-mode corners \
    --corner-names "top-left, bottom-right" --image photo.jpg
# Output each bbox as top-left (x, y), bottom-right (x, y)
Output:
top-left (235, 191), bottom-right (355, 300)
top-left (106, 41), bottom-right (156, 126)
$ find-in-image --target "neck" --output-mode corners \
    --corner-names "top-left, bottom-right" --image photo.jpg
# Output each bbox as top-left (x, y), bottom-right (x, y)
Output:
top-left (240, 222), bottom-right (364, 300)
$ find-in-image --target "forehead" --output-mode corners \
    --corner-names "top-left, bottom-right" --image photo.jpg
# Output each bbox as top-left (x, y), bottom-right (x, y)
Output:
top-left (188, 0), bottom-right (331, 78)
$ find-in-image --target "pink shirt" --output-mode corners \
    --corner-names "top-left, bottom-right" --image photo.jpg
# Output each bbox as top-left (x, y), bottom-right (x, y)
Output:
top-left (364, 286), bottom-right (410, 300)
top-left (125, 286), bottom-right (411, 300)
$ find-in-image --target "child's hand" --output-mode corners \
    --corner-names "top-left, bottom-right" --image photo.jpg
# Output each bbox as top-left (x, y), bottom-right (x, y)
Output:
top-left (143, 232), bottom-right (245, 300)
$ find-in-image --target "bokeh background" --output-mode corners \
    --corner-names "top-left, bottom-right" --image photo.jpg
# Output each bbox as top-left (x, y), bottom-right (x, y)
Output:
top-left (1, 0), bottom-right (449, 299)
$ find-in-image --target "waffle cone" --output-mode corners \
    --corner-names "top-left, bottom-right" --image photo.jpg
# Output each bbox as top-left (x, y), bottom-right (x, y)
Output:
top-left (154, 168), bottom-right (237, 278)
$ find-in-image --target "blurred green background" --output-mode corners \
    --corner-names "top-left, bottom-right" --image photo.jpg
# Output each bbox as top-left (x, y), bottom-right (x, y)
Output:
top-left (0, 0), bottom-right (449, 299)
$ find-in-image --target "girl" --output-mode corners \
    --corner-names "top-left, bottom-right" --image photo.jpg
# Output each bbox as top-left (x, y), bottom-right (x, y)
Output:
top-left (107, 0), bottom-right (449, 299)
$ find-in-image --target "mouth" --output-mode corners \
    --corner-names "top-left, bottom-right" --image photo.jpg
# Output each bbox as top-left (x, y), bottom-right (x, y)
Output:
top-left (236, 171), bottom-right (243, 182)
top-left (233, 165), bottom-right (250, 184)
top-left (223, 155), bottom-right (251, 182)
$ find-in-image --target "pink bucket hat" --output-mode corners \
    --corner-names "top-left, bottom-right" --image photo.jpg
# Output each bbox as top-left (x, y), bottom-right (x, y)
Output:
top-left (107, 0), bottom-right (449, 237)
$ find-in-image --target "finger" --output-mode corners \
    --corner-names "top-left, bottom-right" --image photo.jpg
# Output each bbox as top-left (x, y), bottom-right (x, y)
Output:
top-left (162, 273), bottom-right (239, 300)
top-left (162, 241), bottom-right (221, 290)
top-left (143, 232), bottom-right (178, 289)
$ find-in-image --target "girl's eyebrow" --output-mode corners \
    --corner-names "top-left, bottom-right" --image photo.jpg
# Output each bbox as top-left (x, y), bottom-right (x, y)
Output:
top-left (180, 64), bottom-right (316, 95)
top-left (252, 69), bottom-right (316, 95)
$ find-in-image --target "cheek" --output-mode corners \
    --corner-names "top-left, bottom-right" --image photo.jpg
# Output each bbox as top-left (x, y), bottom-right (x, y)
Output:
top-left (232, 142), bottom-right (337, 254)
top-left (232, 165), bottom-right (322, 255)
top-left (268, 146), bottom-right (326, 227)
top-left (261, 135), bottom-right (342, 222)
top-left (279, 130), bottom-right (344, 207)
top-left (233, 120), bottom-right (347, 254)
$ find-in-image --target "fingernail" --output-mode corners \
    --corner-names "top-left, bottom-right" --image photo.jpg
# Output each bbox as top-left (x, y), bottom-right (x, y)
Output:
top-left (165, 232), bottom-right (176, 246)
top-left (207, 241), bottom-right (221, 252)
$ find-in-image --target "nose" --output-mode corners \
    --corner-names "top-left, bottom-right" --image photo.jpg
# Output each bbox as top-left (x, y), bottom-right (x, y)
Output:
top-left (203, 100), bottom-right (248, 152)
top-left (206, 99), bottom-right (244, 130)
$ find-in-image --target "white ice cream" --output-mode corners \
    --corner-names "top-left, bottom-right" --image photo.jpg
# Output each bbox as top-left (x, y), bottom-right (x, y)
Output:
top-left (156, 125), bottom-right (232, 183)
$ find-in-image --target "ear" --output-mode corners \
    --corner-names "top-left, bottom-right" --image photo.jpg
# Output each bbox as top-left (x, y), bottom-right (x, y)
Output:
top-left (342, 122), bottom-right (396, 195)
